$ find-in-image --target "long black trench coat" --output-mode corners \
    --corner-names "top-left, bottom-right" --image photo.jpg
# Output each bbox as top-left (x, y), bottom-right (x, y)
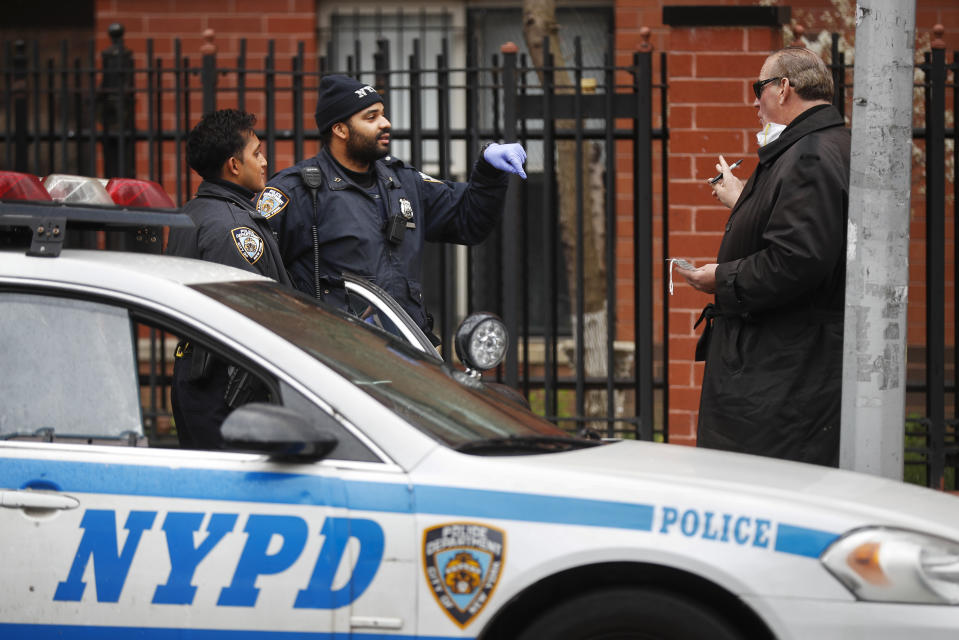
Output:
top-left (696, 105), bottom-right (851, 466)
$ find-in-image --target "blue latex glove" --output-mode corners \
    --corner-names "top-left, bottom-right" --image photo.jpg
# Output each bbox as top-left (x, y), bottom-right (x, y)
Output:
top-left (484, 142), bottom-right (528, 179)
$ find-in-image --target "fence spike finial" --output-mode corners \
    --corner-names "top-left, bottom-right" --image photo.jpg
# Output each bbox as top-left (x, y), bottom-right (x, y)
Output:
top-left (792, 23), bottom-right (805, 46)
top-left (501, 42), bottom-right (519, 54)
top-left (931, 24), bottom-right (945, 50)
top-left (638, 27), bottom-right (652, 52)
top-left (107, 23), bottom-right (125, 52)
top-left (201, 28), bottom-right (217, 55)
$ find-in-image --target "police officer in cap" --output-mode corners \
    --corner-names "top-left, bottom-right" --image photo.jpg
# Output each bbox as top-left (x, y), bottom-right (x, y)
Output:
top-left (258, 74), bottom-right (527, 340)
top-left (166, 108), bottom-right (291, 449)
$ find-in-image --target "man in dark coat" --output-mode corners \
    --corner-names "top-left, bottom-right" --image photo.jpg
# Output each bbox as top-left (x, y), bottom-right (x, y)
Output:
top-left (257, 74), bottom-right (526, 339)
top-left (166, 109), bottom-right (291, 449)
top-left (677, 47), bottom-right (851, 466)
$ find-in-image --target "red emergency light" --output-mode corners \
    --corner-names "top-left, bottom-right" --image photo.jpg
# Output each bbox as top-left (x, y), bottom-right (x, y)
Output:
top-left (0, 171), bottom-right (53, 201)
top-left (105, 178), bottom-right (175, 209)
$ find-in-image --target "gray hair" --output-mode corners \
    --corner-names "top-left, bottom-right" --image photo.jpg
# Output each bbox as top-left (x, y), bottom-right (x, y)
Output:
top-left (769, 47), bottom-right (834, 102)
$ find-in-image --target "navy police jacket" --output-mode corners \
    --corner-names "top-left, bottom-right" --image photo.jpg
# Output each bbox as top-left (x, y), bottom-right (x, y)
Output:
top-left (166, 180), bottom-right (291, 286)
top-left (257, 149), bottom-right (508, 330)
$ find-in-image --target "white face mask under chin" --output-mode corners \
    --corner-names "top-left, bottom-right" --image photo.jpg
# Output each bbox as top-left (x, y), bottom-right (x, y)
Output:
top-left (756, 122), bottom-right (787, 147)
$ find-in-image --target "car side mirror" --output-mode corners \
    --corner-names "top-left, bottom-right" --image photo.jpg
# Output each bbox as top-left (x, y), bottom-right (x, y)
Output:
top-left (221, 402), bottom-right (339, 461)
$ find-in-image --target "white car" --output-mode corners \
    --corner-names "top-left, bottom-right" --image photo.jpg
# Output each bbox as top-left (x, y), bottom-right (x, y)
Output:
top-left (1, 202), bottom-right (958, 640)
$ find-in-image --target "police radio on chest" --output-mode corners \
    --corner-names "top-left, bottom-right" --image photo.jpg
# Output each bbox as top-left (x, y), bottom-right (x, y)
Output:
top-left (385, 214), bottom-right (406, 245)
top-left (385, 197), bottom-right (415, 245)
top-left (300, 166), bottom-right (324, 299)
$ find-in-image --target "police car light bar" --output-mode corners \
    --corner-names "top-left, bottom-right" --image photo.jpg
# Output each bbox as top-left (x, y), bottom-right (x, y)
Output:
top-left (43, 174), bottom-right (115, 204)
top-left (0, 171), bottom-right (53, 201)
top-left (0, 199), bottom-right (193, 258)
top-left (106, 178), bottom-right (177, 208)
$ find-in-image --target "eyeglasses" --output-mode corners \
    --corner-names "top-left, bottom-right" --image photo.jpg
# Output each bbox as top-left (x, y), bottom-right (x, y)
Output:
top-left (752, 76), bottom-right (782, 100)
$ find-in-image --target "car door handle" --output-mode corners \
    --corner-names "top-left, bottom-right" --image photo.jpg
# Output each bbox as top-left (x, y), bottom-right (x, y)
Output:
top-left (0, 489), bottom-right (80, 510)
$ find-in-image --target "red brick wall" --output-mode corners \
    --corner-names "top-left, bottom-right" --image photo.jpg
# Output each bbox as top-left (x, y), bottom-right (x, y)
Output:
top-left (663, 24), bottom-right (780, 446)
top-left (96, 0), bottom-right (317, 63)
top-left (95, 0), bottom-right (318, 191)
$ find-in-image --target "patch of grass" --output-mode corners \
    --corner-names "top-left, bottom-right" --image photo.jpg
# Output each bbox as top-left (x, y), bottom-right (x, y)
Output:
top-left (525, 388), bottom-right (664, 441)
top-left (904, 417), bottom-right (928, 486)
top-left (903, 416), bottom-right (956, 490)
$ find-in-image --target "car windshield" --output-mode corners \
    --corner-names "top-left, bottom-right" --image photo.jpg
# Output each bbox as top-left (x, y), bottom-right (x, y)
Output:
top-left (194, 281), bottom-right (572, 448)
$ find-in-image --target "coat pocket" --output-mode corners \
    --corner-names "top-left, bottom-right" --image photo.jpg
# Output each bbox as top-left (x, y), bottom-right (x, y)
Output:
top-left (717, 317), bottom-right (744, 372)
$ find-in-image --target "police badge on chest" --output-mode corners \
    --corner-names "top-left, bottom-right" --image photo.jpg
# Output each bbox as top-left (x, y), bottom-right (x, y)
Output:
top-left (386, 197), bottom-right (416, 245)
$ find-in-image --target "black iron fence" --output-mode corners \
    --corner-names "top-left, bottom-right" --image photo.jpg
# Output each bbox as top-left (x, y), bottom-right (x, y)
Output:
top-left (0, 24), bottom-right (670, 444)
top-left (492, 38), bottom-right (668, 442)
top-left (911, 34), bottom-right (958, 490)
top-left (4, 23), bottom-right (955, 489)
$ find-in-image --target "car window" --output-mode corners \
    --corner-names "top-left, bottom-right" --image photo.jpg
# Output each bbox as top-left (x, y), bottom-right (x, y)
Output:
top-left (343, 274), bottom-right (438, 355)
top-left (129, 313), bottom-right (379, 462)
top-left (130, 322), bottom-right (179, 445)
top-left (194, 281), bottom-right (571, 448)
top-left (278, 380), bottom-right (381, 463)
top-left (0, 290), bottom-right (378, 461)
top-left (0, 293), bottom-right (143, 442)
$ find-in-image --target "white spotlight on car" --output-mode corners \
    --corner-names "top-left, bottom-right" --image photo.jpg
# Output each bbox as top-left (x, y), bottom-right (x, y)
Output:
top-left (454, 312), bottom-right (508, 376)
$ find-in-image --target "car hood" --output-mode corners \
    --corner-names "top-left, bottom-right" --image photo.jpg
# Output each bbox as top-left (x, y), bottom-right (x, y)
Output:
top-left (415, 440), bottom-right (959, 539)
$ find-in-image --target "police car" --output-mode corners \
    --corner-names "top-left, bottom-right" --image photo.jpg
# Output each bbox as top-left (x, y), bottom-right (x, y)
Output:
top-left (1, 190), bottom-right (959, 640)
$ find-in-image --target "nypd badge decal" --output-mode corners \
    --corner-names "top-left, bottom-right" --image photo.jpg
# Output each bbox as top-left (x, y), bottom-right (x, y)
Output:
top-left (232, 227), bottom-right (264, 264)
top-left (256, 187), bottom-right (289, 218)
top-left (423, 522), bottom-right (505, 628)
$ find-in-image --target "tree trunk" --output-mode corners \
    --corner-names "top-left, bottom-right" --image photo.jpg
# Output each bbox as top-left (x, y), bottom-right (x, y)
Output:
top-left (522, 0), bottom-right (613, 432)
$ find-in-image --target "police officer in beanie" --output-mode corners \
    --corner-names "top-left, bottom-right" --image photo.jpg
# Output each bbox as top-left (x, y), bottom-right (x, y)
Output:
top-left (166, 108), bottom-right (291, 449)
top-left (257, 74), bottom-right (527, 339)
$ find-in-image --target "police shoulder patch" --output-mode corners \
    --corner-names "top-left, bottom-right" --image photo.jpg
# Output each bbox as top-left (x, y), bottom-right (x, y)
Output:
top-left (419, 171), bottom-right (443, 183)
top-left (256, 186), bottom-right (289, 218)
top-left (423, 522), bottom-right (505, 629)
top-left (231, 227), bottom-right (264, 264)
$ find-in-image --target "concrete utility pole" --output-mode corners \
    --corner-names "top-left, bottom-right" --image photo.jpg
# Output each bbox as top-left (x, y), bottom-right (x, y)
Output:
top-left (840, 0), bottom-right (916, 479)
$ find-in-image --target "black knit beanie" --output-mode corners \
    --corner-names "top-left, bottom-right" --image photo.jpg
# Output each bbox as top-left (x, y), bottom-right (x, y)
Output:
top-left (314, 75), bottom-right (384, 133)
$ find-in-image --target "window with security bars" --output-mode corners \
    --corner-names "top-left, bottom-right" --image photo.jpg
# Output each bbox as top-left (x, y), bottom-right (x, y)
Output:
top-left (318, 7), bottom-right (466, 175)
top-left (465, 6), bottom-right (611, 336)
top-left (316, 3), bottom-right (610, 337)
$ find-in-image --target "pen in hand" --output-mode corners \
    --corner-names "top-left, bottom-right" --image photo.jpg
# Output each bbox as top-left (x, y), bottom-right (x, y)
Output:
top-left (708, 158), bottom-right (743, 184)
